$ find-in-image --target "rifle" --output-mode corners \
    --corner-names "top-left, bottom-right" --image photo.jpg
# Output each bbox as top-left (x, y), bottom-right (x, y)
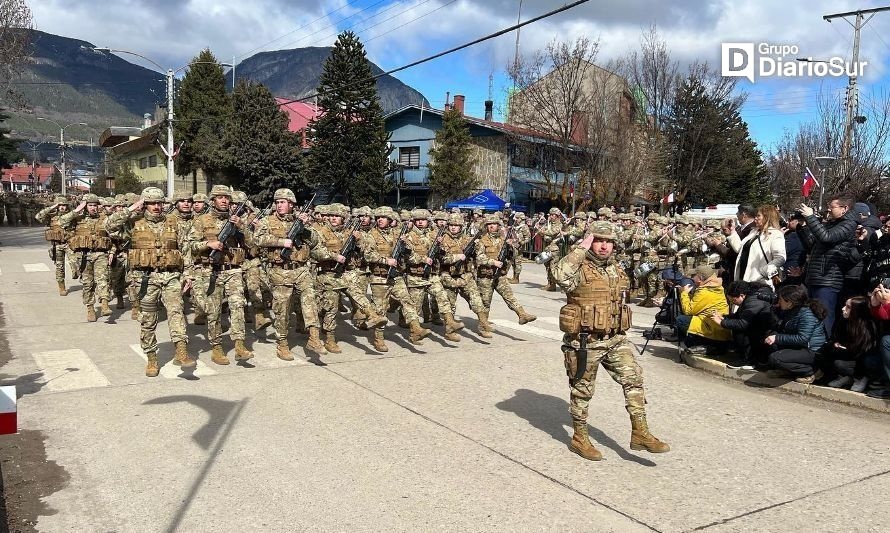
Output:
top-left (387, 222), bottom-right (411, 280)
top-left (281, 193), bottom-right (317, 260)
top-left (453, 231), bottom-right (482, 268)
top-left (422, 226), bottom-right (446, 277)
top-left (333, 219), bottom-right (362, 274)
top-left (492, 221), bottom-right (516, 283)
top-left (206, 202), bottom-right (248, 295)
top-left (573, 332), bottom-right (589, 383)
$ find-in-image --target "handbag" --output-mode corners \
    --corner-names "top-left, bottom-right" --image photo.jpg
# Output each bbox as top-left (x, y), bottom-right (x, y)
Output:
top-left (755, 233), bottom-right (783, 285)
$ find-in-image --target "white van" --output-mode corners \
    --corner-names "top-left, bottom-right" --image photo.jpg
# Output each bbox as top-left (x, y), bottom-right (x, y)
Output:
top-left (683, 204), bottom-right (740, 220)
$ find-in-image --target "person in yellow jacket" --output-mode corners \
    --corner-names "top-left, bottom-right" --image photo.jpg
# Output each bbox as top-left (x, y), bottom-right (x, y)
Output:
top-left (677, 264), bottom-right (732, 354)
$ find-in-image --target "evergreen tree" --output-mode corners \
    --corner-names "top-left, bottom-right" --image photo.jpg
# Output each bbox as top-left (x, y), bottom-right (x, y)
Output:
top-left (664, 72), bottom-right (767, 206)
top-left (220, 80), bottom-right (304, 204)
top-left (428, 108), bottom-right (477, 204)
top-left (0, 112), bottom-right (22, 168)
top-left (174, 49), bottom-right (229, 193)
top-left (112, 163), bottom-right (144, 195)
top-left (307, 31), bottom-right (391, 206)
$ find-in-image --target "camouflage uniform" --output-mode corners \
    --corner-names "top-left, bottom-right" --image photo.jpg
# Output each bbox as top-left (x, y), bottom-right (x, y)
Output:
top-left (553, 221), bottom-right (669, 460)
top-left (402, 209), bottom-right (465, 340)
top-left (640, 214), bottom-right (675, 305)
top-left (438, 214), bottom-right (492, 337)
top-left (168, 198), bottom-right (200, 324)
top-left (6, 194), bottom-right (21, 227)
top-left (362, 207), bottom-right (430, 348)
top-left (60, 194), bottom-right (113, 320)
top-left (346, 206), bottom-right (375, 326)
top-left (187, 186), bottom-right (254, 364)
top-left (35, 197), bottom-right (72, 294)
top-left (508, 212), bottom-right (531, 283)
top-left (105, 187), bottom-right (196, 376)
top-left (539, 207), bottom-right (566, 291)
top-left (108, 195), bottom-right (129, 308)
top-left (475, 215), bottom-right (537, 325)
top-left (253, 189), bottom-right (327, 359)
top-left (234, 192), bottom-right (271, 330)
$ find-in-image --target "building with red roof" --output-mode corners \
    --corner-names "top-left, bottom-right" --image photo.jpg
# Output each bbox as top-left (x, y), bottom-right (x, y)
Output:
top-left (276, 98), bottom-right (321, 148)
top-left (1, 163), bottom-right (59, 192)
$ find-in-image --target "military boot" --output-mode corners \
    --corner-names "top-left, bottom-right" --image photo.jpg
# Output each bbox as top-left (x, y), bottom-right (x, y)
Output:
top-left (476, 311), bottom-right (493, 339)
top-left (543, 283), bottom-right (556, 292)
top-left (509, 276), bottom-right (520, 284)
top-left (234, 340), bottom-right (254, 361)
top-left (58, 281), bottom-right (68, 296)
top-left (254, 310), bottom-right (272, 330)
top-left (276, 340), bottom-right (294, 361)
top-left (172, 341), bottom-right (197, 368)
top-left (569, 420), bottom-right (603, 461)
top-left (116, 295), bottom-right (125, 309)
top-left (443, 313), bottom-right (465, 334)
top-left (324, 331), bottom-right (342, 354)
top-left (211, 345), bottom-right (230, 365)
top-left (444, 331), bottom-right (461, 342)
top-left (306, 327), bottom-right (325, 354)
top-left (408, 321), bottom-right (431, 344)
top-left (517, 308), bottom-right (537, 325)
top-left (99, 299), bottom-right (112, 316)
top-left (193, 310), bottom-right (206, 325)
top-left (630, 414), bottom-right (670, 453)
top-left (371, 329), bottom-right (388, 352)
top-left (145, 352), bottom-right (160, 378)
top-left (364, 312), bottom-right (388, 330)
top-left (86, 305), bottom-right (97, 322)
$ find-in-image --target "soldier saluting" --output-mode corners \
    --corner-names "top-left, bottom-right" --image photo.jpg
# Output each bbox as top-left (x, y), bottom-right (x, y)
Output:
top-left (553, 221), bottom-right (669, 461)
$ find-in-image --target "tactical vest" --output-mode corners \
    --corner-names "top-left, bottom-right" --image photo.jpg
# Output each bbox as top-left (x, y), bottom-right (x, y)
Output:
top-left (243, 213), bottom-right (262, 259)
top-left (441, 232), bottom-right (468, 276)
top-left (195, 212), bottom-right (245, 266)
top-left (44, 215), bottom-right (66, 243)
top-left (369, 228), bottom-right (395, 277)
top-left (265, 215), bottom-right (310, 264)
top-left (561, 261), bottom-right (632, 336)
top-left (316, 223), bottom-right (346, 272)
top-left (477, 232), bottom-right (506, 278)
top-left (69, 213), bottom-right (112, 251)
top-left (128, 216), bottom-right (184, 270)
top-left (405, 228), bottom-right (433, 276)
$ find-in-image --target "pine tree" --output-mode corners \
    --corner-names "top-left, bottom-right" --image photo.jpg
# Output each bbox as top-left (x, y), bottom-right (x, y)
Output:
top-left (220, 80), bottom-right (304, 204)
top-left (112, 163), bottom-right (143, 195)
top-left (0, 112), bottom-right (22, 169)
top-left (307, 31), bottom-right (391, 206)
top-left (174, 49), bottom-right (229, 193)
top-left (428, 108), bottom-right (477, 204)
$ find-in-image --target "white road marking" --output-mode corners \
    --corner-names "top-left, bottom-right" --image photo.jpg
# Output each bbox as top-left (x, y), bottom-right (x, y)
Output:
top-left (23, 263), bottom-right (50, 272)
top-left (489, 319), bottom-right (563, 341)
top-left (536, 316), bottom-right (558, 325)
top-left (31, 349), bottom-right (111, 392)
top-left (129, 344), bottom-right (218, 378)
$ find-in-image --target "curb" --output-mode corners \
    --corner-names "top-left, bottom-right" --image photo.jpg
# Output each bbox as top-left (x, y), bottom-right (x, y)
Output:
top-left (679, 351), bottom-right (890, 414)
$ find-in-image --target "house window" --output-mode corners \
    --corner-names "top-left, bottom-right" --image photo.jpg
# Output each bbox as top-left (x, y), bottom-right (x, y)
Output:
top-left (511, 144), bottom-right (539, 169)
top-left (138, 157), bottom-right (148, 169)
top-left (398, 146), bottom-right (420, 169)
top-left (148, 155), bottom-right (158, 167)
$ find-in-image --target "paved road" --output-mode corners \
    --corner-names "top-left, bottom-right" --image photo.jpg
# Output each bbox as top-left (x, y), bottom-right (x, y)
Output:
top-left (1, 226), bottom-right (889, 532)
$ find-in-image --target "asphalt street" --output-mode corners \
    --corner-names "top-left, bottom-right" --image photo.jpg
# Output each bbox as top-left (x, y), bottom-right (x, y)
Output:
top-left (1, 225), bottom-right (889, 533)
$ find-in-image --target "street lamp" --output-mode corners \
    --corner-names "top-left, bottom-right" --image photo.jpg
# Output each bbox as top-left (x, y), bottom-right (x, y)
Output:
top-left (814, 155), bottom-right (836, 209)
top-left (91, 47), bottom-right (232, 198)
top-left (36, 118), bottom-right (87, 196)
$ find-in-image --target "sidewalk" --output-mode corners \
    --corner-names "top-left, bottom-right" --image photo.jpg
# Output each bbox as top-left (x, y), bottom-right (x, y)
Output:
top-left (630, 305), bottom-right (890, 415)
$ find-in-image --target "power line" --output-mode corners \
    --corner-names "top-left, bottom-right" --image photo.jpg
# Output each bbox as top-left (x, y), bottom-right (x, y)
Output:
top-left (179, 0), bottom-right (592, 126)
top-left (364, 0), bottom-right (459, 43)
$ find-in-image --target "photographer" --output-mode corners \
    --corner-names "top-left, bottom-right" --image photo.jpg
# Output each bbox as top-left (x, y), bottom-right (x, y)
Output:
top-left (676, 265), bottom-right (732, 354)
top-left (796, 194), bottom-right (857, 333)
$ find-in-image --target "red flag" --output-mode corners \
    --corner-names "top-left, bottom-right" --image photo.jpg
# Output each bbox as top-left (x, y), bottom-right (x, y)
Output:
top-left (661, 192), bottom-right (675, 205)
top-left (802, 167), bottom-right (819, 198)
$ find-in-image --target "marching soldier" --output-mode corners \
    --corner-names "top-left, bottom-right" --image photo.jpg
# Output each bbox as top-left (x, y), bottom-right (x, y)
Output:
top-left (232, 191), bottom-right (272, 330)
top-left (438, 213), bottom-right (492, 338)
top-left (252, 188), bottom-right (326, 360)
top-left (362, 206), bottom-right (431, 350)
top-left (106, 187), bottom-right (196, 376)
top-left (640, 213), bottom-right (674, 307)
top-left (347, 206), bottom-right (375, 328)
top-left (553, 222), bottom-right (669, 461)
top-left (508, 212), bottom-right (530, 284)
top-left (538, 207), bottom-right (565, 291)
top-left (6, 193), bottom-right (21, 227)
top-left (192, 193), bottom-right (208, 215)
top-left (187, 185), bottom-right (254, 365)
top-left (108, 195), bottom-right (129, 310)
top-left (475, 215), bottom-right (537, 325)
top-left (35, 195), bottom-right (72, 295)
top-left (60, 194), bottom-right (113, 321)
top-left (313, 204), bottom-right (388, 353)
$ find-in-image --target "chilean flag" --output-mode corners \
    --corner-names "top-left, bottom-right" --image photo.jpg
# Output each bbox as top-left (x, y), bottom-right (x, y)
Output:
top-left (661, 191), bottom-right (675, 205)
top-left (802, 167), bottom-right (820, 198)
top-left (0, 386), bottom-right (16, 435)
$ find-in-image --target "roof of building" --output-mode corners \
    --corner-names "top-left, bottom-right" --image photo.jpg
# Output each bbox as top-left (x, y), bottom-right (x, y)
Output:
top-left (1, 164), bottom-right (56, 184)
top-left (99, 126), bottom-right (144, 148)
top-left (276, 98), bottom-right (321, 133)
top-left (107, 124), bottom-right (162, 156)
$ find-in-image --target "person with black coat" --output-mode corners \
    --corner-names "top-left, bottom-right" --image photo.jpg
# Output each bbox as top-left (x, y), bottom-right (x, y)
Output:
top-left (796, 194), bottom-right (857, 333)
top-left (712, 281), bottom-right (777, 369)
top-left (764, 285), bottom-right (829, 383)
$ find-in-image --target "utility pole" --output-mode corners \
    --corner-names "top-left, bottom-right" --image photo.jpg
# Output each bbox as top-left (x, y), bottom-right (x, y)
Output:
top-left (166, 68), bottom-right (175, 199)
top-left (824, 6), bottom-right (890, 180)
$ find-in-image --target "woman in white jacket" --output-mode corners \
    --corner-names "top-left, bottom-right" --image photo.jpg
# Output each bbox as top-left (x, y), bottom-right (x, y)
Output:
top-left (727, 205), bottom-right (786, 287)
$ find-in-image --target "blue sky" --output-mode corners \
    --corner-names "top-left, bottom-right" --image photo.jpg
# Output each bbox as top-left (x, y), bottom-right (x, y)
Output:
top-left (31, 0), bottom-right (890, 154)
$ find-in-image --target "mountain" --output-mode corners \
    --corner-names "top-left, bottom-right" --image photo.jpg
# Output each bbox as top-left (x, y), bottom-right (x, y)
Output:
top-left (226, 47), bottom-right (428, 114)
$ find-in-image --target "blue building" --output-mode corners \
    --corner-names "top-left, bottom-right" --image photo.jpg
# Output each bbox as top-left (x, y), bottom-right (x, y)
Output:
top-left (383, 96), bottom-right (582, 211)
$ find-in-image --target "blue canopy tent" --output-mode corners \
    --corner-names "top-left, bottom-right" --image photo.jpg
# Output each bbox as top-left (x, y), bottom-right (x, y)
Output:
top-left (444, 189), bottom-right (506, 211)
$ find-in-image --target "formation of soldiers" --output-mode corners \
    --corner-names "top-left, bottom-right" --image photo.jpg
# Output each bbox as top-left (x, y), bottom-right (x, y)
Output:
top-left (1, 191), bottom-right (58, 227)
top-left (34, 185), bottom-right (540, 377)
